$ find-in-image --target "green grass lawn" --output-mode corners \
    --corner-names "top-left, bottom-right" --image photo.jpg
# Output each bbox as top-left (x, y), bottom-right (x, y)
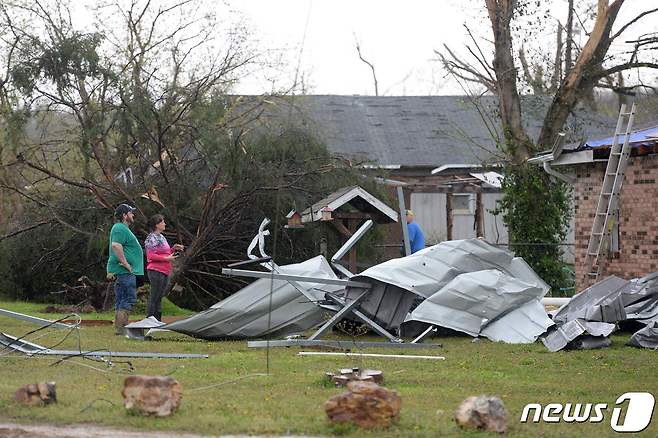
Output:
top-left (0, 299), bottom-right (656, 437)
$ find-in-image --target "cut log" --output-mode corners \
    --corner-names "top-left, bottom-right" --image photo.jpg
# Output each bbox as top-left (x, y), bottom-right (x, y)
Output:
top-left (14, 382), bottom-right (57, 406)
top-left (325, 381), bottom-right (401, 429)
top-left (122, 375), bottom-right (182, 417)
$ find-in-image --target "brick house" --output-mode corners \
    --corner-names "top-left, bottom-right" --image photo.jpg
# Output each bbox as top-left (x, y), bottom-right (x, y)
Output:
top-left (547, 125), bottom-right (658, 290)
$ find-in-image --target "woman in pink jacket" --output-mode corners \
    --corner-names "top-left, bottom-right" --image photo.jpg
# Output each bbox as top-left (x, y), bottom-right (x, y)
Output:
top-left (144, 214), bottom-right (184, 321)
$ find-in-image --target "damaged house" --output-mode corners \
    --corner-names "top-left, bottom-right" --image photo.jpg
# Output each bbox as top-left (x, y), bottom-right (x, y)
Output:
top-left (537, 122), bottom-right (658, 290)
top-left (240, 95), bottom-right (613, 261)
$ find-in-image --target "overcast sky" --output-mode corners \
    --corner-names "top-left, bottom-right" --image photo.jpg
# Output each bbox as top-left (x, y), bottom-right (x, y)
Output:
top-left (230, 0), bottom-right (658, 96)
top-left (70, 1), bottom-right (658, 96)
top-left (232, 0), bottom-right (479, 95)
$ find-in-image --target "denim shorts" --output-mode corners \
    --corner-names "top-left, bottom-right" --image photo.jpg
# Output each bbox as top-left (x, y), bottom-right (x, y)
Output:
top-left (115, 273), bottom-right (137, 311)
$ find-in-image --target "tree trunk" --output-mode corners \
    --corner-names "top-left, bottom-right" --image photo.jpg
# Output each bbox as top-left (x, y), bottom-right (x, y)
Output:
top-left (537, 0), bottom-right (625, 149)
top-left (485, 0), bottom-right (532, 162)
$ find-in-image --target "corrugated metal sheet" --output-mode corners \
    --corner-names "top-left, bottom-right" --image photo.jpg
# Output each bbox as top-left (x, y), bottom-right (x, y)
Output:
top-left (163, 256), bottom-right (343, 340)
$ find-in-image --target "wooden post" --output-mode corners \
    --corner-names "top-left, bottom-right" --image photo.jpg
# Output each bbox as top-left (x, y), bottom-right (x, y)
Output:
top-left (397, 186), bottom-right (411, 256)
top-left (446, 193), bottom-right (453, 241)
top-left (348, 218), bottom-right (358, 273)
top-left (475, 191), bottom-right (484, 237)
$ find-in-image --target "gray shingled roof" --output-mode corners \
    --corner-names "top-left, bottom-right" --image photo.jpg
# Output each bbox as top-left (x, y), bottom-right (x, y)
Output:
top-left (243, 95), bottom-right (616, 167)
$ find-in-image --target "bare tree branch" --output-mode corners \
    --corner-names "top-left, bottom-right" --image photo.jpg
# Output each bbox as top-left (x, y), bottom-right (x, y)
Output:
top-left (354, 38), bottom-right (379, 96)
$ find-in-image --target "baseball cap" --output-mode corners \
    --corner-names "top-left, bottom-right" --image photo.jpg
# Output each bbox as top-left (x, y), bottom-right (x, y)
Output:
top-left (115, 203), bottom-right (136, 217)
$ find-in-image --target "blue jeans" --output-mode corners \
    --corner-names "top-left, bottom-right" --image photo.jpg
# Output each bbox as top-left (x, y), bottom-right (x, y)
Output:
top-left (115, 273), bottom-right (137, 311)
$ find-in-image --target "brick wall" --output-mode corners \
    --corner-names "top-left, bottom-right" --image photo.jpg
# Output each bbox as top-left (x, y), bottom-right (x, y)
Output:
top-left (574, 154), bottom-right (658, 290)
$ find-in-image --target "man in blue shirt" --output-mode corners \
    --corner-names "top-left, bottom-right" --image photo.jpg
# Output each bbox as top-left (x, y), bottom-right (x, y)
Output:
top-left (406, 210), bottom-right (425, 254)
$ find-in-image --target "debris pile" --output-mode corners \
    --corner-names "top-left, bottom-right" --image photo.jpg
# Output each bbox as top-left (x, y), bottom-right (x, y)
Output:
top-left (542, 272), bottom-right (658, 351)
top-left (351, 239), bottom-right (553, 343)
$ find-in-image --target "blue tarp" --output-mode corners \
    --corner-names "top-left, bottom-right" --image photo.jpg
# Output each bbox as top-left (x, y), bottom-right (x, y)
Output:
top-left (584, 125), bottom-right (658, 149)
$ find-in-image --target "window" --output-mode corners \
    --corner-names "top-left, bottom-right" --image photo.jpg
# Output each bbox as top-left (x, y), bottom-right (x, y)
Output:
top-left (452, 193), bottom-right (474, 215)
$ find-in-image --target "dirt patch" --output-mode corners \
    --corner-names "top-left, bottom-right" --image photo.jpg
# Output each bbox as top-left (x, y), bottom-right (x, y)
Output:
top-left (0, 423), bottom-right (204, 438)
top-left (0, 422), bottom-right (314, 438)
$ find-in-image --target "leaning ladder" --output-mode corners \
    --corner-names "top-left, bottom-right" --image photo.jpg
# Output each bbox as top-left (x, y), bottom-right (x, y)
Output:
top-left (583, 102), bottom-right (636, 282)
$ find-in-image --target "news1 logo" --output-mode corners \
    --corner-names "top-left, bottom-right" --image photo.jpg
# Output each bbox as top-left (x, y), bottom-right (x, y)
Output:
top-left (520, 392), bottom-right (655, 433)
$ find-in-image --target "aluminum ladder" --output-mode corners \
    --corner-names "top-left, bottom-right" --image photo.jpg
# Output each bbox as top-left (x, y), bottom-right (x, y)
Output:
top-left (583, 102), bottom-right (636, 282)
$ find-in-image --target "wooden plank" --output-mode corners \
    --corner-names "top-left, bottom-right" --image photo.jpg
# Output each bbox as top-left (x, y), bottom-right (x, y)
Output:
top-left (333, 212), bottom-right (374, 220)
top-left (348, 218), bottom-right (358, 274)
top-left (331, 220), bottom-right (353, 237)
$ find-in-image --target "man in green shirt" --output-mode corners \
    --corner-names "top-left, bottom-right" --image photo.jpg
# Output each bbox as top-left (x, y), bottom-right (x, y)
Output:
top-left (107, 203), bottom-right (144, 335)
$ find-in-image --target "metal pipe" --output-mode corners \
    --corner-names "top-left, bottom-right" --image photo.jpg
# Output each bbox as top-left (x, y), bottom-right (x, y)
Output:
top-left (298, 352), bottom-right (445, 360)
top-left (0, 309), bottom-right (75, 330)
top-left (0, 333), bottom-right (208, 359)
top-left (221, 268), bottom-right (371, 288)
top-left (543, 161), bottom-right (575, 184)
top-left (331, 219), bottom-right (374, 278)
top-left (541, 297), bottom-right (571, 306)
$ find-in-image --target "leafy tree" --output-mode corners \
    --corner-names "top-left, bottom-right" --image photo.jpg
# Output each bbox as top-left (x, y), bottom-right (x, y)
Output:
top-left (0, 1), bottom-right (387, 307)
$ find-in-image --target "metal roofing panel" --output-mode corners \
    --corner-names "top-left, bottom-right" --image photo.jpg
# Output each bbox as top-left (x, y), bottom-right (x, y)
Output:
top-left (405, 270), bottom-right (551, 342)
top-left (163, 256), bottom-right (343, 340)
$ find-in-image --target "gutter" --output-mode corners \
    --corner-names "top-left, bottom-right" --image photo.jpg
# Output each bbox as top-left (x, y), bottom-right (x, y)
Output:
top-left (431, 163), bottom-right (482, 175)
top-left (527, 133), bottom-right (575, 184)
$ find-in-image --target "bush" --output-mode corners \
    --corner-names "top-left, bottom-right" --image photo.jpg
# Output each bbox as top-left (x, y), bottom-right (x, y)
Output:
top-left (494, 163), bottom-right (573, 293)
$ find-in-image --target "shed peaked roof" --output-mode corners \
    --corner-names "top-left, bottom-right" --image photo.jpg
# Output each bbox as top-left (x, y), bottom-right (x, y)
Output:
top-left (242, 95), bottom-right (615, 168)
top-left (301, 186), bottom-right (398, 224)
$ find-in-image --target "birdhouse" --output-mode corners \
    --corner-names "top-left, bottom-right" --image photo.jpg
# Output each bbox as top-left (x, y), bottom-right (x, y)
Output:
top-left (320, 206), bottom-right (333, 221)
top-left (285, 210), bottom-right (304, 229)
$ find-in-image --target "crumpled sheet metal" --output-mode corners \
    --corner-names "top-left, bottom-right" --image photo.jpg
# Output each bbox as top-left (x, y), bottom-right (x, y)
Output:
top-left (343, 279), bottom-right (418, 331)
top-left (552, 276), bottom-right (629, 325)
top-left (353, 239), bottom-right (549, 300)
top-left (628, 321), bottom-right (658, 349)
top-left (541, 319), bottom-right (616, 352)
top-left (544, 272), bottom-right (658, 351)
top-left (347, 239), bottom-right (550, 344)
top-left (162, 256), bottom-right (343, 340)
top-left (405, 269), bottom-right (553, 343)
top-left (481, 300), bottom-right (554, 344)
top-left (125, 316), bottom-right (166, 340)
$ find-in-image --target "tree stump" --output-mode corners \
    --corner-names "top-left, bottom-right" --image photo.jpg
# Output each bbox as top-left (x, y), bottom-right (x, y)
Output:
top-left (325, 381), bottom-right (401, 429)
top-left (14, 382), bottom-right (57, 406)
top-left (325, 368), bottom-right (384, 387)
top-left (122, 375), bottom-right (182, 417)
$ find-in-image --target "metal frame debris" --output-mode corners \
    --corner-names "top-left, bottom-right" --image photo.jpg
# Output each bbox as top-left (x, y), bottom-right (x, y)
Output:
top-left (247, 339), bottom-right (440, 349)
top-left (0, 308), bottom-right (75, 330)
top-left (0, 332), bottom-right (208, 359)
